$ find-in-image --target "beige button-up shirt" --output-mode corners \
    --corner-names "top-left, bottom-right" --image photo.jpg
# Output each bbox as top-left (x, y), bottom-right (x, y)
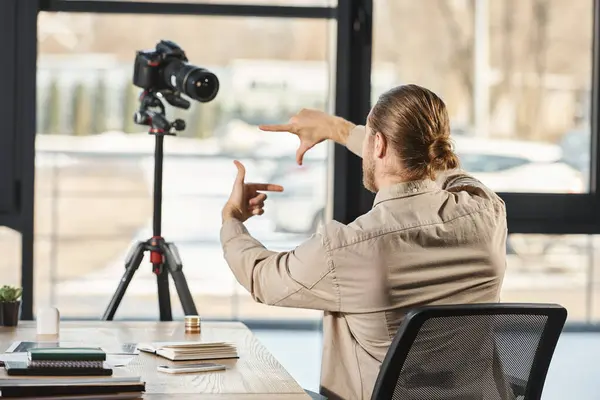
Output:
top-left (220, 126), bottom-right (507, 399)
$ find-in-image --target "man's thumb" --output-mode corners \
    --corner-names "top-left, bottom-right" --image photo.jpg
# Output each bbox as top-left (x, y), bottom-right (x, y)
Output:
top-left (296, 142), bottom-right (312, 166)
top-left (233, 160), bottom-right (246, 184)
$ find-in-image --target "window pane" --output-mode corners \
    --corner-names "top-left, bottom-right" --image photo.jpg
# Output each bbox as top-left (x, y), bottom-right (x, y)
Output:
top-left (503, 234), bottom-right (598, 323)
top-left (36, 12), bottom-right (333, 321)
top-left (372, 0), bottom-right (592, 193)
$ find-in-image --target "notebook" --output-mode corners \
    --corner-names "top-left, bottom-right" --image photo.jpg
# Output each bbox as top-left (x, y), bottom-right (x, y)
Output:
top-left (28, 348), bottom-right (106, 362)
top-left (4, 361), bottom-right (112, 377)
top-left (137, 341), bottom-right (238, 361)
top-left (0, 368), bottom-right (145, 398)
top-left (0, 382), bottom-right (145, 398)
top-left (27, 348), bottom-right (106, 369)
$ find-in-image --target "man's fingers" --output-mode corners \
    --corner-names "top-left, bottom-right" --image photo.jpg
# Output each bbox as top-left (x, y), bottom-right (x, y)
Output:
top-left (251, 208), bottom-right (265, 216)
top-left (233, 160), bottom-right (246, 184)
top-left (259, 123), bottom-right (297, 134)
top-left (249, 193), bottom-right (267, 205)
top-left (247, 183), bottom-right (284, 192)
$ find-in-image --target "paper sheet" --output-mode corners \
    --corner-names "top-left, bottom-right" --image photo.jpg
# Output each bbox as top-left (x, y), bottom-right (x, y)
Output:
top-left (0, 353), bottom-right (27, 362)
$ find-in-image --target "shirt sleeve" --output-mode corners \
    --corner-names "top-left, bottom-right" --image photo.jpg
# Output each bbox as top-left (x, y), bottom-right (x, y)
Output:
top-left (346, 125), bottom-right (366, 158)
top-left (220, 219), bottom-right (339, 311)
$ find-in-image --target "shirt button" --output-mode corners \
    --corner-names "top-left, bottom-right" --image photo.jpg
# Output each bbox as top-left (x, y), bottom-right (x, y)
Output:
top-left (412, 188), bottom-right (417, 193)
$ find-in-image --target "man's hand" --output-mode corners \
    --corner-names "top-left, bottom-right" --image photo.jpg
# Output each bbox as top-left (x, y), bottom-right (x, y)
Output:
top-left (222, 160), bottom-right (284, 223)
top-left (259, 109), bottom-right (356, 165)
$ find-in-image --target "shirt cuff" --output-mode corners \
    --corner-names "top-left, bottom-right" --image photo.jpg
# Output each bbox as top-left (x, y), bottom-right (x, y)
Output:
top-left (346, 125), bottom-right (365, 157)
top-left (220, 218), bottom-right (248, 245)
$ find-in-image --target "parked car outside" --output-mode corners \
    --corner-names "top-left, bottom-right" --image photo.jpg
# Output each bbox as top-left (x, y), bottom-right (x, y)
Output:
top-left (267, 136), bottom-right (584, 234)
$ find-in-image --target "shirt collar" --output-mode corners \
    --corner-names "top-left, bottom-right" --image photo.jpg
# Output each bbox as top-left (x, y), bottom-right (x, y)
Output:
top-left (373, 179), bottom-right (438, 208)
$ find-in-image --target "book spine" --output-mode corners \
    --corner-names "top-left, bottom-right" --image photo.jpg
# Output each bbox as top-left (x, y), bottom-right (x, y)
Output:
top-left (28, 354), bottom-right (106, 362)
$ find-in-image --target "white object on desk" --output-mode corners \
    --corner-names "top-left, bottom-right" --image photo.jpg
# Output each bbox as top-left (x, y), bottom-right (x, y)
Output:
top-left (157, 363), bottom-right (227, 374)
top-left (36, 307), bottom-right (60, 335)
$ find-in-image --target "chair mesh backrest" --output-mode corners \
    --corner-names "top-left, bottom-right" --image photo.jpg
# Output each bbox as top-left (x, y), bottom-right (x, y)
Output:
top-left (391, 313), bottom-right (548, 400)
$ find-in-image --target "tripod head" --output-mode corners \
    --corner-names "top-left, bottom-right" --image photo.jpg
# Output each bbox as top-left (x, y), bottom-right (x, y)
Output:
top-left (133, 91), bottom-right (186, 135)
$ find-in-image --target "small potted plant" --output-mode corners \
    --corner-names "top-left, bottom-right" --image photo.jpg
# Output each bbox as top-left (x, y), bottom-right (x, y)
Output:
top-left (0, 285), bottom-right (22, 327)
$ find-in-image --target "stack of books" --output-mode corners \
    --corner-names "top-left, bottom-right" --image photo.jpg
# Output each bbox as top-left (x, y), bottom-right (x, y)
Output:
top-left (24, 347), bottom-right (109, 375)
top-left (0, 347), bottom-right (145, 398)
top-left (137, 341), bottom-right (238, 361)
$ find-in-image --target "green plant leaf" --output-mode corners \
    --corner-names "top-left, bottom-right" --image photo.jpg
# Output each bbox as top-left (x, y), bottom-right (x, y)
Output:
top-left (0, 285), bottom-right (23, 302)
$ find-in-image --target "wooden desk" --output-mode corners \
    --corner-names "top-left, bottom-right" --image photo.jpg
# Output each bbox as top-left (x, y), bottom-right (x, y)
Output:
top-left (0, 321), bottom-right (311, 399)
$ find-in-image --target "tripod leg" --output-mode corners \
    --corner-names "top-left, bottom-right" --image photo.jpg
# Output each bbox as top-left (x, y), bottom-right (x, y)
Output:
top-left (156, 268), bottom-right (173, 321)
top-left (164, 242), bottom-right (199, 316)
top-left (102, 241), bottom-right (146, 321)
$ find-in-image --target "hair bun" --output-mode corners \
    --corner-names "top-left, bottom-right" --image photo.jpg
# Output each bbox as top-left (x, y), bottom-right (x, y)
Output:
top-left (426, 137), bottom-right (459, 175)
top-left (428, 137), bottom-right (452, 163)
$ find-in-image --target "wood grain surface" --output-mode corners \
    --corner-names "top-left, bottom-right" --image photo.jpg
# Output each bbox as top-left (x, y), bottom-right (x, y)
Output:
top-left (0, 321), bottom-right (310, 399)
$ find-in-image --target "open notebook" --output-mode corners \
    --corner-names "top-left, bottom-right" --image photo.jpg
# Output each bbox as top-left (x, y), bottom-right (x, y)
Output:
top-left (136, 342), bottom-right (238, 361)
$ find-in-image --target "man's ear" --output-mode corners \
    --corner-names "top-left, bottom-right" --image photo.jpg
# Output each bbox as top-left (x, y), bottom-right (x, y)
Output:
top-left (374, 131), bottom-right (387, 159)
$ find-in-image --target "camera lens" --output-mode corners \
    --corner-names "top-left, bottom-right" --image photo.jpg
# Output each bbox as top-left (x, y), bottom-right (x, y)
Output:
top-left (163, 60), bottom-right (219, 103)
top-left (184, 68), bottom-right (219, 103)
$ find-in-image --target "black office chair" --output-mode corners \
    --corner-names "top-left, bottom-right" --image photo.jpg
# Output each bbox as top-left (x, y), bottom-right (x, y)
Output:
top-left (371, 303), bottom-right (567, 400)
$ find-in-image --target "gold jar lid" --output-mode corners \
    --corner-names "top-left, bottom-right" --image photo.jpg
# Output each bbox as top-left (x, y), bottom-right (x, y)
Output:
top-left (185, 315), bottom-right (201, 324)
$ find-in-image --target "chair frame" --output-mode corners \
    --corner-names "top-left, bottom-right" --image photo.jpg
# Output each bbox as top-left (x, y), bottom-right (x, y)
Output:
top-left (370, 303), bottom-right (567, 400)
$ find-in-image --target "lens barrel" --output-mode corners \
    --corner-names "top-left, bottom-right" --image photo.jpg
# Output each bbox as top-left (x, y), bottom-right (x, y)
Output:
top-left (163, 59), bottom-right (219, 103)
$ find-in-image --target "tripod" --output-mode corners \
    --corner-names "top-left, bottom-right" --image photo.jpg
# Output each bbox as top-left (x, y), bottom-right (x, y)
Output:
top-left (103, 91), bottom-right (198, 321)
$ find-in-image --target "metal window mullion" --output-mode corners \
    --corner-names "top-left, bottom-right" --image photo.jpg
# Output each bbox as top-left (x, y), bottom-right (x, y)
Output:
top-left (591, 0), bottom-right (600, 195)
top-left (41, 0), bottom-right (336, 18)
top-left (333, 0), bottom-right (372, 224)
top-left (15, 0), bottom-right (39, 320)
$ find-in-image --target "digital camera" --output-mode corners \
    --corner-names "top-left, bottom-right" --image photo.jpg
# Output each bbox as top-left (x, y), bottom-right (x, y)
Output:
top-left (133, 40), bottom-right (219, 106)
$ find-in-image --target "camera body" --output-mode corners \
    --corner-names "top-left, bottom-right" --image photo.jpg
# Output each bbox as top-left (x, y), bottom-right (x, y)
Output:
top-left (133, 40), bottom-right (185, 93)
top-left (133, 40), bottom-right (219, 107)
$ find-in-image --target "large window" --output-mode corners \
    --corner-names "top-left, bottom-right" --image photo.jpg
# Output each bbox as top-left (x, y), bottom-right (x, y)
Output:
top-left (35, 12), bottom-right (335, 320)
top-left (2, 0), bottom-right (600, 328)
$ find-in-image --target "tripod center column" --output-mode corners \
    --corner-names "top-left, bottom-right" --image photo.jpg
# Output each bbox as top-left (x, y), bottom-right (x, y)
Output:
top-left (152, 133), bottom-right (164, 238)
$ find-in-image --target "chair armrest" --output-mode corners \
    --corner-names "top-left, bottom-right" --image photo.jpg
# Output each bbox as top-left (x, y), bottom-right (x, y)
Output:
top-left (506, 374), bottom-right (526, 397)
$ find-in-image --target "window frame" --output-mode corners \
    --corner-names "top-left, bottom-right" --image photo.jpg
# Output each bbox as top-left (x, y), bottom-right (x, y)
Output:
top-left (3, 0), bottom-right (600, 326)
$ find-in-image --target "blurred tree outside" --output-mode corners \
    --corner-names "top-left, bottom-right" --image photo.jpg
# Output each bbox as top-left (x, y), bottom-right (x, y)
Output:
top-left (123, 83), bottom-right (138, 133)
top-left (46, 78), bottom-right (61, 135)
top-left (92, 74), bottom-right (107, 134)
top-left (374, 0), bottom-right (591, 141)
top-left (72, 83), bottom-right (92, 136)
